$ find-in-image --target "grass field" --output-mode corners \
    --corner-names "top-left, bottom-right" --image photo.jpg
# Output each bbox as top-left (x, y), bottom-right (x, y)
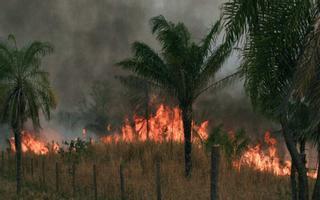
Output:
top-left (0, 141), bottom-right (310, 200)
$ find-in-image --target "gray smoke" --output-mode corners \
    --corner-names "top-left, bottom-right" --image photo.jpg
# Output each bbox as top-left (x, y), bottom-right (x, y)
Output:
top-left (0, 0), bottom-right (224, 109)
top-left (0, 0), bottom-right (275, 141)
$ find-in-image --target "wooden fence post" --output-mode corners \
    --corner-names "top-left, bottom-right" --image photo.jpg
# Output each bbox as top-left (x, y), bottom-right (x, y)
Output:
top-left (93, 164), bottom-right (97, 200)
top-left (211, 145), bottom-right (220, 200)
top-left (30, 158), bottom-right (34, 179)
top-left (7, 150), bottom-right (11, 174)
top-left (22, 157), bottom-right (25, 178)
top-left (35, 157), bottom-right (38, 169)
top-left (72, 162), bottom-right (76, 198)
top-left (56, 162), bottom-right (59, 192)
top-left (120, 162), bottom-right (125, 200)
top-left (1, 151), bottom-right (4, 175)
top-left (42, 157), bottom-right (45, 186)
top-left (155, 158), bottom-right (162, 200)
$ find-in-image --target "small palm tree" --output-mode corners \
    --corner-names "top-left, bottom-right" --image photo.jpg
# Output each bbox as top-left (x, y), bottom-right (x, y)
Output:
top-left (205, 124), bottom-right (250, 167)
top-left (0, 35), bottom-right (56, 194)
top-left (117, 15), bottom-right (238, 177)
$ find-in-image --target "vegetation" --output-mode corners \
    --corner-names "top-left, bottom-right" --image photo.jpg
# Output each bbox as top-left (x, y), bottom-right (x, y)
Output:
top-left (205, 124), bottom-right (250, 167)
top-left (117, 75), bottom-right (153, 139)
top-left (221, 0), bottom-right (320, 199)
top-left (78, 80), bottom-right (113, 135)
top-left (59, 138), bottom-right (93, 164)
top-left (0, 35), bottom-right (56, 194)
top-left (0, 142), bottom-right (299, 200)
top-left (117, 15), bottom-right (237, 177)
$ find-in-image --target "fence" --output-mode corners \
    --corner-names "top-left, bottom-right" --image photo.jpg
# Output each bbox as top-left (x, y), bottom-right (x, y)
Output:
top-left (0, 146), bottom-right (221, 199)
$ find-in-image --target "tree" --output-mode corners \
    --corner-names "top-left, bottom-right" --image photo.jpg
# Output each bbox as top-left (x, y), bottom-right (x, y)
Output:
top-left (78, 80), bottom-right (113, 135)
top-left (294, 6), bottom-right (320, 199)
top-left (117, 75), bottom-right (153, 139)
top-left (117, 15), bottom-right (237, 177)
top-left (0, 86), bottom-right (5, 108)
top-left (287, 101), bottom-right (313, 199)
top-left (221, 0), bottom-right (318, 199)
top-left (0, 35), bottom-right (56, 194)
top-left (205, 124), bottom-right (250, 167)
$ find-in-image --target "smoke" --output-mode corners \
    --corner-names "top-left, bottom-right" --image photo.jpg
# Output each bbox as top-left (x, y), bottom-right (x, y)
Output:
top-left (0, 0), bottom-right (275, 141)
top-left (0, 0), bottom-right (224, 109)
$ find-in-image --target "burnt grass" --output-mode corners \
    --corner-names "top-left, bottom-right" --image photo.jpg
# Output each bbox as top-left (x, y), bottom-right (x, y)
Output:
top-left (0, 141), bottom-right (313, 200)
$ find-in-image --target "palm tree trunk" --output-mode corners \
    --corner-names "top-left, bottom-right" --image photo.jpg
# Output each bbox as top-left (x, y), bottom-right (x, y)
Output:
top-left (312, 150), bottom-right (320, 200)
top-left (291, 139), bottom-right (298, 200)
top-left (13, 126), bottom-right (22, 195)
top-left (281, 121), bottom-right (309, 200)
top-left (181, 104), bottom-right (192, 178)
top-left (291, 165), bottom-right (298, 200)
top-left (300, 139), bottom-right (306, 166)
top-left (299, 139), bottom-right (307, 200)
top-left (145, 88), bottom-right (150, 140)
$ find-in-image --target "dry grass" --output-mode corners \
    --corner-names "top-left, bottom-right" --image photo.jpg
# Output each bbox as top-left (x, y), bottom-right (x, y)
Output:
top-left (0, 142), bottom-right (295, 200)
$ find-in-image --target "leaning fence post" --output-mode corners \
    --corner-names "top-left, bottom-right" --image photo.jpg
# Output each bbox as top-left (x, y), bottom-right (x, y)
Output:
top-left (93, 164), bottom-right (98, 200)
top-left (155, 157), bottom-right (162, 200)
top-left (56, 162), bottom-right (59, 192)
top-left (120, 162), bottom-right (125, 200)
top-left (211, 145), bottom-right (220, 200)
top-left (72, 162), bottom-right (76, 198)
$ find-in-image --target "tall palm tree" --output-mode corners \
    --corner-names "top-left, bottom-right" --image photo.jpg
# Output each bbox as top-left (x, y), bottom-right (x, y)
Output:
top-left (221, 0), bottom-right (318, 199)
top-left (0, 35), bottom-right (56, 194)
top-left (117, 15), bottom-right (237, 177)
top-left (288, 2), bottom-right (320, 195)
top-left (294, 9), bottom-right (320, 200)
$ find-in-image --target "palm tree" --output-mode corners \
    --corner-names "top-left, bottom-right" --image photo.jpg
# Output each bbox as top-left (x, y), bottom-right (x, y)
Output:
top-left (117, 15), bottom-right (238, 177)
top-left (294, 8), bottom-right (320, 200)
top-left (0, 35), bottom-right (56, 194)
top-left (221, 0), bottom-right (318, 199)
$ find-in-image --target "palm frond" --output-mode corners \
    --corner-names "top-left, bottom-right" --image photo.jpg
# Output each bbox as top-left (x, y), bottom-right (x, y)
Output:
top-left (119, 15), bottom-right (237, 112)
top-left (22, 41), bottom-right (53, 71)
top-left (0, 35), bottom-right (56, 131)
top-left (195, 70), bottom-right (243, 99)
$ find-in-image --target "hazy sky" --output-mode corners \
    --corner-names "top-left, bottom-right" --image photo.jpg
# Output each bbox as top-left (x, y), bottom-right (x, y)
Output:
top-left (0, 0), bottom-right (232, 109)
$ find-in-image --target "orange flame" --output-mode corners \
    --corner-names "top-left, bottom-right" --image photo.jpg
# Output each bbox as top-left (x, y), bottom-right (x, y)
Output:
top-left (101, 104), bottom-right (208, 143)
top-left (235, 131), bottom-right (318, 178)
top-left (9, 131), bottom-right (59, 155)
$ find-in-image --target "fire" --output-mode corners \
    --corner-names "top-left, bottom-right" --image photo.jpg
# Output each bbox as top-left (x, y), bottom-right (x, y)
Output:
top-left (235, 131), bottom-right (318, 178)
top-left (9, 131), bottom-right (59, 155)
top-left (101, 104), bottom-right (208, 143)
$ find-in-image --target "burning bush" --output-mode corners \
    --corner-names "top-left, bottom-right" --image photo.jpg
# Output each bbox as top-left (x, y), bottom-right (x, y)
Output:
top-left (9, 131), bottom-right (59, 155)
top-left (101, 104), bottom-right (208, 143)
top-left (59, 138), bottom-right (94, 163)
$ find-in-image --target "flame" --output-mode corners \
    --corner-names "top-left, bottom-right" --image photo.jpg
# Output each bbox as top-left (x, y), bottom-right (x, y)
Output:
top-left (101, 104), bottom-right (208, 143)
top-left (235, 131), bottom-right (318, 179)
top-left (9, 131), bottom-right (59, 155)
